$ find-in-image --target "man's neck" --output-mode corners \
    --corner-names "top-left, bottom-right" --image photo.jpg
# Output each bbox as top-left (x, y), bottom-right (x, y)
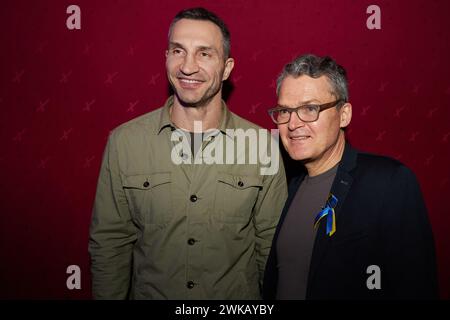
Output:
top-left (170, 94), bottom-right (223, 132)
top-left (305, 131), bottom-right (346, 177)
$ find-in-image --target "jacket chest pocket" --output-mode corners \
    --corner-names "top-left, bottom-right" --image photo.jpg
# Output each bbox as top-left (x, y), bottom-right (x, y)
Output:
top-left (214, 172), bottom-right (263, 223)
top-left (122, 172), bottom-right (172, 226)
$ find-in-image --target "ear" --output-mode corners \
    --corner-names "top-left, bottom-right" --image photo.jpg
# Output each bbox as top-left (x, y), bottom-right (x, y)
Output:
top-left (339, 102), bottom-right (352, 128)
top-left (222, 57), bottom-right (235, 81)
top-left (165, 50), bottom-right (169, 58)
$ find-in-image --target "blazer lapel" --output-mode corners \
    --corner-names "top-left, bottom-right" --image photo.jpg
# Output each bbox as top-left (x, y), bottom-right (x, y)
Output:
top-left (306, 143), bottom-right (357, 297)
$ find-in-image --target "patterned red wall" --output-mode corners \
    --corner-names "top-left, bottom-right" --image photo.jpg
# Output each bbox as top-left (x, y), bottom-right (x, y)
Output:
top-left (1, 0), bottom-right (449, 299)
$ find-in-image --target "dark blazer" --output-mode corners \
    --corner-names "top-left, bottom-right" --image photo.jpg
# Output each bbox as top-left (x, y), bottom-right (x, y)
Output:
top-left (263, 143), bottom-right (438, 299)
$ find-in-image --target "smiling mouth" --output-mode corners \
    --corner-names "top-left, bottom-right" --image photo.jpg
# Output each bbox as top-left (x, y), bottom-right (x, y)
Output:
top-left (178, 78), bottom-right (204, 84)
top-left (289, 135), bottom-right (311, 141)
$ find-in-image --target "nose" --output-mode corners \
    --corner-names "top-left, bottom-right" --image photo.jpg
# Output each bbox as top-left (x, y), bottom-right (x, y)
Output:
top-left (180, 53), bottom-right (199, 75)
top-left (287, 111), bottom-right (305, 131)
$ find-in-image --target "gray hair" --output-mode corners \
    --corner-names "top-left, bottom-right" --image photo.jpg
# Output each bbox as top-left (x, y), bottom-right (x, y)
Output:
top-left (276, 54), bottom-right (349, 102)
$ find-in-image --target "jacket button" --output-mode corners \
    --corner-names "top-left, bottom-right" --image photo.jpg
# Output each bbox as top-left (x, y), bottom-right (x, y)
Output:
top-left (187, 281), bottom-right (195, 289)
top-left (187, 238), bottom-right (196, 245)
top-left (143, 181), bottom-right (150, 188)
top-left (190, 195), bottom-right (198, 202)
top-left (238, 181), bottom-right (244, 187)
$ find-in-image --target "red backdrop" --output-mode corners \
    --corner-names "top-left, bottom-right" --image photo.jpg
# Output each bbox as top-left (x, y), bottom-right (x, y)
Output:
top-left (1, 0), bottom-right (449, 299)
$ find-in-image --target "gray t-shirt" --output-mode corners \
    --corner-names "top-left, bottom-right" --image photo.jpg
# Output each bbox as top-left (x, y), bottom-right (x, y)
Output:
top-left (276, 164), bottom-right (338, 299)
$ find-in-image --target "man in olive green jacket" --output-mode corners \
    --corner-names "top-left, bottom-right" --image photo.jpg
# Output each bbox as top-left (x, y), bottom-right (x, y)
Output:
top-left (88, 7), bottom-right (287, 299)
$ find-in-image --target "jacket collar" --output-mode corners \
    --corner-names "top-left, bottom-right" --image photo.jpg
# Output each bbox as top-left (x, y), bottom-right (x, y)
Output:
top-left (283, 141), bottom-right (357, 212)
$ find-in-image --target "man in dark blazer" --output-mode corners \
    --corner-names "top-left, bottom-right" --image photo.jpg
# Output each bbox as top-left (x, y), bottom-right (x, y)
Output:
top-left (264, 54), bottom-right (438, 299)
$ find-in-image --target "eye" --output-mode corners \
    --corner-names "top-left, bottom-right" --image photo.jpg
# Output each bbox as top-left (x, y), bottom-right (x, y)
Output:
top-left (199, 51), bottom-right (211, 58)
top-left (171, 48), bottom-right (184, 55)
top-left (279, 109), bottom-right (290, 115)
top-left (304, 105), bottom-right (317, 113)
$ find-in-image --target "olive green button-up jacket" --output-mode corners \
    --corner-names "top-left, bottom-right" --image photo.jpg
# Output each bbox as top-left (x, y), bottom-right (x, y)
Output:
top-left (88, 97), bottom-right (287, 299)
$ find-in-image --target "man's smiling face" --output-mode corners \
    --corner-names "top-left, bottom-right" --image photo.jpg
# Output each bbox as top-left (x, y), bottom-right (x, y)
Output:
top-left (277, 75), bottom-right (348, 164)
top-left (166, 18), bottom-right (233, 107)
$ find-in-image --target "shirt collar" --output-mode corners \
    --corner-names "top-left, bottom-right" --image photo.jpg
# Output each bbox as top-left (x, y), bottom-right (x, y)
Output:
top-left (156, 96), bottom-right (236, 137)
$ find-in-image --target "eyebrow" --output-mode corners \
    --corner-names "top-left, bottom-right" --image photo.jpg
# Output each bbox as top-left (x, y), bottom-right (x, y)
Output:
top-left (168, 41), bottom-right (185, 49)
top-left (168, 42), bottom-right (217, 53)
top-left (278, 100), bottom-right (321, 108)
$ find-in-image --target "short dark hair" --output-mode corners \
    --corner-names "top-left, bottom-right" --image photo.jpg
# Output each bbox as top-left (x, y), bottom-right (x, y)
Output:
top-left (169, 7), bottom-right (231, 59)
top-left (277, 54), bottom-right (349, 102)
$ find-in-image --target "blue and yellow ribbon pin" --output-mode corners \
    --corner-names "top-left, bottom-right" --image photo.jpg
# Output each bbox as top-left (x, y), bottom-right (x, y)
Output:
top-left (314, 193), bottom-right (338, 236)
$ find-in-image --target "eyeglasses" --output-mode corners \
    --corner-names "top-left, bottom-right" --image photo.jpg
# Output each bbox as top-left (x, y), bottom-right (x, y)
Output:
top-left (268, 100), bottom-right (343, 124)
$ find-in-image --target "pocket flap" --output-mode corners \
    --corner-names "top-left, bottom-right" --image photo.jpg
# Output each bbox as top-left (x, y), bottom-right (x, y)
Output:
top-left (217, 172), bottom-right (263, 190)
top-left (123, 172), bottom-right (171, 190)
